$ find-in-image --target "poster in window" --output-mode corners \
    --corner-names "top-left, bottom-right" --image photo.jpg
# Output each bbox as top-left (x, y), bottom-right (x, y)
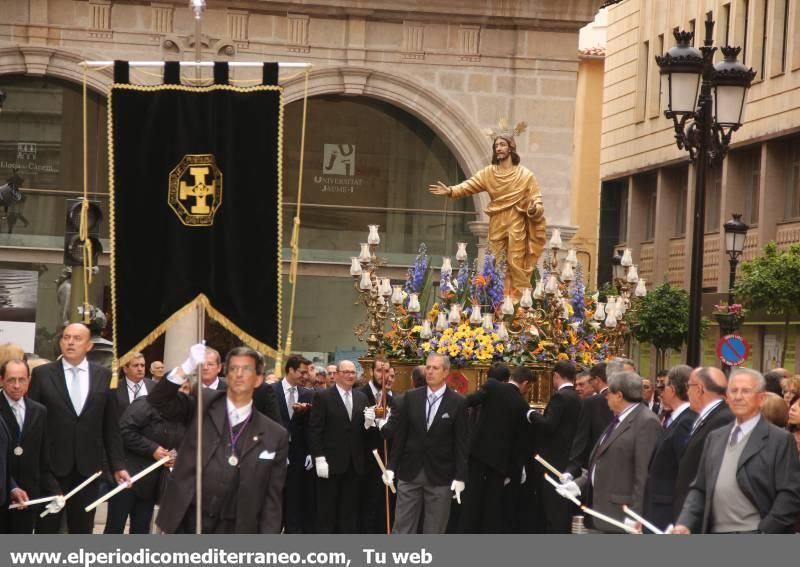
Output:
top-left (0, 269), bottom-right (37, 352)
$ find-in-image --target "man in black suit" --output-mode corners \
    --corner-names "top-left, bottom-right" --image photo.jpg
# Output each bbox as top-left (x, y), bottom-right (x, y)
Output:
top-left (673, 366), bottom-right (733, 519)
top-left (111, 353), bottom-right (156, 420)
top-left (28, 323), bottom-right (129, 533)
top-left (460, 364), bottom-right (531, 533)
top-left (105, 352), bottom-right (156, 533)
top-left (384, 353), bottom-right (469, 534)
top-left (566, 362), bottom-right (610, 477)
top-left (358, 358), bottom-right (395, 533)
top-left (153, 345), bottom-right (288, 533)
top-left (527, 360), bottom-right (582, 533)
top-left (200, 347), bottom-right (226, 391)
top-left (271, 354), bottom-right (314, 533)
top-left (674, 368), bottom-right (800, 533)
top-left (642, 364), bottom-right (697, 531)
top-left (308, 359), bottom-right (368, 533)
top-left (0, 359), bottom-right (59, 532)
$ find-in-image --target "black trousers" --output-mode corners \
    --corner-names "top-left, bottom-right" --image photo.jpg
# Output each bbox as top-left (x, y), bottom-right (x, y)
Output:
top-left (359, 456), bottom-right (394, 533)
top-left (315, 463), bottom-right (360, 533)
top-left (536, 475), bottom-right (577, 533)
top-left (459, 458), bottom-right (507, 533)
top-left (283, 461), bottom-right (309, 533)
top-left (37, 469), bottom-right (101, 534)
top-left (103, 489), bottom-right (156, 534)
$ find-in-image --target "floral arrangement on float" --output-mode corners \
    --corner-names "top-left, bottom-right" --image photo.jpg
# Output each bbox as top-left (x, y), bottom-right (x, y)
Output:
top-left (378, 235), bottom-right (640, 368)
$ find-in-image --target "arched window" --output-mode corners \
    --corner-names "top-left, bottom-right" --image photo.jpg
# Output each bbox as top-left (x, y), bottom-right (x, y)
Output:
top-left (283, 95), bottom-right (477, 263)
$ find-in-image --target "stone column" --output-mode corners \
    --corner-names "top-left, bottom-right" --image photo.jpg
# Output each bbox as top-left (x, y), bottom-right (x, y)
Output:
top-left (163, 307), bottom-right (202, 371)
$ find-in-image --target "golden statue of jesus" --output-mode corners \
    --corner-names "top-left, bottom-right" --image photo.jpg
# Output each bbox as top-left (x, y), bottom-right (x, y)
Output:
top-left (429, 135), bottom-right (546, 291)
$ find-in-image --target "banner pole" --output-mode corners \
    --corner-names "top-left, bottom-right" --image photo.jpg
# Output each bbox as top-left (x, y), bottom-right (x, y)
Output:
top-left (191, 0), bottom-right (206, 535)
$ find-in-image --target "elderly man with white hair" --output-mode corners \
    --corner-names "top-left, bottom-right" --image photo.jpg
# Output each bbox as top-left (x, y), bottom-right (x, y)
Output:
top-left (673, 368), bottom-right (800, 534)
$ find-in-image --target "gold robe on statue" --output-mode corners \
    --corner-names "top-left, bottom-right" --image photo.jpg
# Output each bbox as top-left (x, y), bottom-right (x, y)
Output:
top-left (449, 165), bottom-right (546, 290)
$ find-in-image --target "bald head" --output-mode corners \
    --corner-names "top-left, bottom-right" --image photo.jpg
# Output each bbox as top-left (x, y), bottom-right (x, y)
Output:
top-left (59, 323), bottom-right (93, 366)
top-left (687, 366), bottom-right (728, 413)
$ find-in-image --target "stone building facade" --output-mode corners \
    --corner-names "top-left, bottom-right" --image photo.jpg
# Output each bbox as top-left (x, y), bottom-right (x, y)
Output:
top-left (0, 0), bottom-right (600, 359)
top-left (599, 0), bottom-right (800, 371)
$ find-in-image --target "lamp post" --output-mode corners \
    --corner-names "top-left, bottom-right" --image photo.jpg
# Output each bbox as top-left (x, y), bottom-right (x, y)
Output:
top-left (723, 213), bottom-right (748, 304)
top-left (656, 14), bottom-right (755, 366)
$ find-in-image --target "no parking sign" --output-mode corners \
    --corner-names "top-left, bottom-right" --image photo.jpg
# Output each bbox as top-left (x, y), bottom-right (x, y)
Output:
top-left (716, 334), bottom-right (750, 366)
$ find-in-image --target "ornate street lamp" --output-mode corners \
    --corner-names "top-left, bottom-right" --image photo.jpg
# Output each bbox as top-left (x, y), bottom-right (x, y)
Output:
top-left (723, 213), bottom-right (748, 304)
top-left (656, 14), bottom-right (755, 366)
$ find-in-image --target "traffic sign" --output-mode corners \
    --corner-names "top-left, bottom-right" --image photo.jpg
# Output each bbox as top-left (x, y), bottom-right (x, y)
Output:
top-left (716, 334), bottom-right (750, 366)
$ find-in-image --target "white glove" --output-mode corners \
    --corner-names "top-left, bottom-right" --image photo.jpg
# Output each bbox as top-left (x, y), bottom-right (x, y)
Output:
top-left (556, 480), bottom-right (581, 500)
top-left (381, 469), bottom-right (395, 492)
top-left (314, 456), bottom-right (329, 479)
top-left (503, 477), bottom-right (511, 486)
top-left (521, 466), bottom-right (527, 485)
top-left (181, 342), bottom-right (206, 375)
top-left (624, 518), bottom-right (642, 534)
top-left (364, 406), bottom-right (376, 429)
top-left (42, 495), bottom-right (66, 517)
top-left (304, 455), bottom-right (313, 471)
top-left (559, 472), bottom-right (574, 484)
top-left (450, 480), bottom-right (465, 504)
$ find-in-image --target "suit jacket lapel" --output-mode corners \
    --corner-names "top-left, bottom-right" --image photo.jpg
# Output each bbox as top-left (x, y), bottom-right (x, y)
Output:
top-left (597, 404), bottom-right (639, 457)
top-left (53, 364), bottom-right (77, 416)
top-left (0, 396), bottom-right (19, 438)
top-left (203, 396), bottom-right (227, 468)
top-left (737, 417), bottom-right (768, 469)
top-left (706, 423), bottom-right (733, 498)
top-left (428, 388), bottom-right (449, 431)
top-left (238, 418), bottom-right (264, 460)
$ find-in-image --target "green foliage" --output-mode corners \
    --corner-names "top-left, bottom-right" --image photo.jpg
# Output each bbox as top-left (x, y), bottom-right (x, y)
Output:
top-left (733, 241), bottom-right (800, 319)
top-left (596, 281), bottom-right (619, 303)
top-left (627, 282), bottom-right (690, 352)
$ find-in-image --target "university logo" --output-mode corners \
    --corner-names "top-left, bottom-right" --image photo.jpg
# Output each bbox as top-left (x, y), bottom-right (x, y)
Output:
top-left (17, 143), bottom-right (36, 161)
top-left (168, 154), bottom-right (223, 227)
top-left (322, 144), bottom-right (356, 176)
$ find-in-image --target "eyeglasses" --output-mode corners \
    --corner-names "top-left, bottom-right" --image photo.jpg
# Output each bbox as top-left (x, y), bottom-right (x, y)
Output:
top-left (687, 382), bottom-right (699, 390)
top-left (340, 370), bottom-right (357, 374)
top-left (228, 364), bottom-right (256, 374)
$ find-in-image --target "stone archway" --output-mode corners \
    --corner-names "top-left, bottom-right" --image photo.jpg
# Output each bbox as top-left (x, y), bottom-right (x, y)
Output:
top-left (0, 50), bottom-right (490, 220)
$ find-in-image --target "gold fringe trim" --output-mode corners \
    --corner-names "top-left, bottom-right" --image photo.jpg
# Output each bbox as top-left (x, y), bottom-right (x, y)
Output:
top-left (116, 294), bottom-right (281, 368)
top-left (108, 81), bottom-right (283, 371)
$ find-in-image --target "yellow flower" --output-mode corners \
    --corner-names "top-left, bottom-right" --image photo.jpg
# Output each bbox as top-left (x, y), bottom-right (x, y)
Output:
top-left (557, 352), bottom-right (569, 361)
top-left (496, 344), bottom-right (505, 353)
top-left (422, 343), bottom-right (431, 352)
top-left (412, 325), bottom-right (422, 333)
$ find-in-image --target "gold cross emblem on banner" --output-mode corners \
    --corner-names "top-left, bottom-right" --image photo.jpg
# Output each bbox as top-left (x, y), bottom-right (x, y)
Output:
top-left (168, 155), bottom-right (223, 226)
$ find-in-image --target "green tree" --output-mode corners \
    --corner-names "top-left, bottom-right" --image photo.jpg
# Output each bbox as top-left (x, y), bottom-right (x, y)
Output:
top-left (732, 241), bottom-right (800, 367)
top-left (627, 282), bottom-right (690, 371)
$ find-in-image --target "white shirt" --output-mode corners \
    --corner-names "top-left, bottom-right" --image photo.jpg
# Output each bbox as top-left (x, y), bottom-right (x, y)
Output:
top-left (426, 385), bottom-right (446, 427)
top-left (282, 378), bottom-right (299, 408)
top-left (3, 391), bottom-right (25, 429)
top-left (227, 398), bottom-right (253, 428)
top-left (336, 384), bottom-right (353, 411)
top-left (730, 414), bottom-right (761, 445)
top-left (62, 358), bottom-right (90, 409)
top-left (125, 378), bottom-right (147, 404)
top-left (369, 381), bottom-right (382, 405)
top-left (692, 398), bottom-right (724, 432)
top-left (204, 376), bottom-right (221, 390)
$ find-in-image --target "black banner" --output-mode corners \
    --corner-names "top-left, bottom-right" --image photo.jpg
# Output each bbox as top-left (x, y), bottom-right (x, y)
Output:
top-left (109, 80), bottom-right (282, 365)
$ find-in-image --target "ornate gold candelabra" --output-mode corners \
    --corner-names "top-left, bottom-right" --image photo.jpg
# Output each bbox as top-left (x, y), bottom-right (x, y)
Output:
top-left (350, 225), bottom-right (394, 357)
